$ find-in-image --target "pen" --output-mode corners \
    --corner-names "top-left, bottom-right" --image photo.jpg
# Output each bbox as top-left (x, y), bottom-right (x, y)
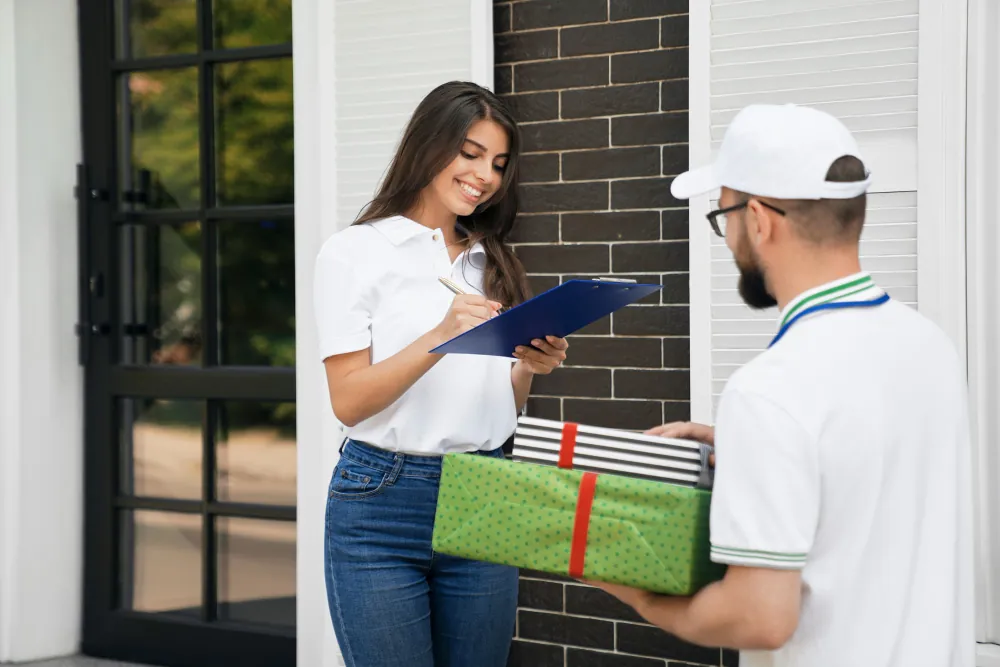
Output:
top-left (438, 277), bottom-right (508, 314)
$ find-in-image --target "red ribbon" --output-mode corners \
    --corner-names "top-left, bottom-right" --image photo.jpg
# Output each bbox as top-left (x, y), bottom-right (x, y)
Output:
top-left (558, 422), bottom-right (579, 469)
top-left (569, 472), bottom-right (598, 578)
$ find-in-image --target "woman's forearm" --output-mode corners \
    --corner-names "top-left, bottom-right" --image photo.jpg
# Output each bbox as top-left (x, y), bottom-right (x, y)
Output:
top-left (327, 329), bottom-right (448, 427)
top-left (511, 360), bottom-right (534, 413)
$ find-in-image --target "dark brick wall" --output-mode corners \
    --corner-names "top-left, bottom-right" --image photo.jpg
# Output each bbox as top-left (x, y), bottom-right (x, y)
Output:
top-left (495, 1), bottom-right (731, 666)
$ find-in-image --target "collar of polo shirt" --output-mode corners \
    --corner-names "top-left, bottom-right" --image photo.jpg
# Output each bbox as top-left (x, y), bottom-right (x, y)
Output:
top-left (370, 215), bottom-right (485, 255)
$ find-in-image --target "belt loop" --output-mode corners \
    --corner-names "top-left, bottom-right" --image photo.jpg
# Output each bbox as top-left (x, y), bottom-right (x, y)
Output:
top-left (338, 437), bottom-right (347, 455)
top-left (386, 453), bottom-right (404, 484)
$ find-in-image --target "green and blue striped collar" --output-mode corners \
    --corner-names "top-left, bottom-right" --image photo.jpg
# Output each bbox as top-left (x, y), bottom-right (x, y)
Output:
top-left (778, 272), bottom-right (885, 330)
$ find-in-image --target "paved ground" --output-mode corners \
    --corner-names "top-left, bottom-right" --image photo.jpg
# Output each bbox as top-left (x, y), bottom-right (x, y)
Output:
top-left (19, 658), bottom-right (150, 667)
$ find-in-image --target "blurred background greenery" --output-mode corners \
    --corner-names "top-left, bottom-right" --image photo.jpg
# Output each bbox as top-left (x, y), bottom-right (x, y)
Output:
top-left (120, 0), bottom-right (295, 433)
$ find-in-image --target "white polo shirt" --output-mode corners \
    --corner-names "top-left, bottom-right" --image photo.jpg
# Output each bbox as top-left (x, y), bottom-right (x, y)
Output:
top-left (313, 215), bottom-right (517, 455)
top-left (710, 273), bottom-right (974, 667)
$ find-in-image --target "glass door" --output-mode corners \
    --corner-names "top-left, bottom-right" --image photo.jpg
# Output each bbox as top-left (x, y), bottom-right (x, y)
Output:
top-left (77, 2), bottom-right (296, 665)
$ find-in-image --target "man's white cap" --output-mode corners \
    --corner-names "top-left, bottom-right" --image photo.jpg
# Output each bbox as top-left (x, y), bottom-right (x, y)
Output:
top-left (671, 103), bottom-right (872, 201)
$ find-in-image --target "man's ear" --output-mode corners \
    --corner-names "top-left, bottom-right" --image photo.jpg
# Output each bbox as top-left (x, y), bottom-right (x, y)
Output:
top-left (746, 199), bottom-right (775, 246)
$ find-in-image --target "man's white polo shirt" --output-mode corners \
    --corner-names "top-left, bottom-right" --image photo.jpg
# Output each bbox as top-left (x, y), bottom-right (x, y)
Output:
top-left (710, 272), bottom-right (974, 667)
top-left (313, 216), bottom-right (517, 455)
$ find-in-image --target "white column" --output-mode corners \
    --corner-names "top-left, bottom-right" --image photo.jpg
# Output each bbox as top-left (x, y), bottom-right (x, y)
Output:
top-left (293, 0), bottom-right (346, 664)
top-left (0, 0), bottom-right (84, 662)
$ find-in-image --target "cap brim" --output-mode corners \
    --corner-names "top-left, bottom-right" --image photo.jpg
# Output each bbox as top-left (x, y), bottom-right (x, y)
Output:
top-left (670, 166), bottom-right (719, 200)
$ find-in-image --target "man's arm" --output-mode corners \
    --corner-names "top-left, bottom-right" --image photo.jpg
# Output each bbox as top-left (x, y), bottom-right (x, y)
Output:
top-left (594, 565), bottom-right (801, 650)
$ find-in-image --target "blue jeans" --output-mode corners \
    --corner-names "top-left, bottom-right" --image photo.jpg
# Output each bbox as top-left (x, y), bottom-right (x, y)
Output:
top-left (324, 439), bottom-right (518, 667)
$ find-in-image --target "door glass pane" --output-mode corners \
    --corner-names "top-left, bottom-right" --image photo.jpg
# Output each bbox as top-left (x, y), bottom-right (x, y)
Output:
top-left (217, 518), bottom-right (295, 627)
top-left (217, 220), bottom-right (294, 366)
top-left (216, 402), bottom-right (296, 505)
top-left (120, 510), bottom-right (202, 615)
top-left (214, 58), bottom-right (293, 206)
top-left (121, 398), bottom-right (204, 500)
top-left (120, 223), bottom-right (203, 366)
top-left (119, 67), bottom-right (201, 210)
top-left (116, 0), bottom-right (198, 59)
top-left (213, 0), bottom-right (293, 49)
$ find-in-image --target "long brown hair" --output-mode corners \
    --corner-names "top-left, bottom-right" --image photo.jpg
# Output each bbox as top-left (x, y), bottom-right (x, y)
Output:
top-left (353, 81), bottom-right (531, 307)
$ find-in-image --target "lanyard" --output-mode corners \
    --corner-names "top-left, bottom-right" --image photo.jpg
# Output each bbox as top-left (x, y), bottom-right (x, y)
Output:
top-left (769, 293), bottom-right (890, 348)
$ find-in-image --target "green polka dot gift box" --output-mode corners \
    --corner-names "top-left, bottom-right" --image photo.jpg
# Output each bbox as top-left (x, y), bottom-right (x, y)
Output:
top-left (431, 420), bottom-right (726, 596)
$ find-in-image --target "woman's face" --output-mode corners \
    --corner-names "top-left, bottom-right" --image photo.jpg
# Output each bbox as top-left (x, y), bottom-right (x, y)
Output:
top-left (425, 118), bottom-right (510, 218)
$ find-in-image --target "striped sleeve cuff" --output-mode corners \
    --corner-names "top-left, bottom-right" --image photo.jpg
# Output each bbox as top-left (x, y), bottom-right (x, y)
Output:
top-left (710, 544), bottom-right (808, 570)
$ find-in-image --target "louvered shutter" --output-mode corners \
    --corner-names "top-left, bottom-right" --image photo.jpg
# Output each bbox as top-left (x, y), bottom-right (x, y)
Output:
top-left (334, 1), bottom-right (489, 226)
top-left (706, 0), bottom-right (920, 408)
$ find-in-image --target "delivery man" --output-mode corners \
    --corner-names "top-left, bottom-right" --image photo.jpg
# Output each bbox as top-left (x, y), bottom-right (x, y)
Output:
top-left (593, 104), bottom-right (974, 667)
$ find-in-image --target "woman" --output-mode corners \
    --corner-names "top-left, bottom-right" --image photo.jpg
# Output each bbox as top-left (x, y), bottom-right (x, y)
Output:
top-left (314, 81), bottom-right (569, 667)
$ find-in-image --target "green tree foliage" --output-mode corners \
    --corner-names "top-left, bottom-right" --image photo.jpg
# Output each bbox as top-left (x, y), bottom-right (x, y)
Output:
top-left (123, 0), bottom-right (295, 433)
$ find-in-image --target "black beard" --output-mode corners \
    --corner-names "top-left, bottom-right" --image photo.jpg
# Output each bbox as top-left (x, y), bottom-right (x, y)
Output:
top-left (737, 262), bottom-right (778, 310)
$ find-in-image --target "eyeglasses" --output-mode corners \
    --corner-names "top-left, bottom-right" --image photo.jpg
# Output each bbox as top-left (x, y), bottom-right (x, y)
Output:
top-left (706, 200), bottom-right (786, 238)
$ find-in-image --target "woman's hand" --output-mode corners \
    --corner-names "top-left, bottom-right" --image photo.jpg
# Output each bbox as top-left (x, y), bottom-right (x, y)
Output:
top-left (513, 335), bottom-right (569, 375)
top-left (646, 421), bottom-right (715, 466)
top-left (432, 294), bottom-right (502, 345)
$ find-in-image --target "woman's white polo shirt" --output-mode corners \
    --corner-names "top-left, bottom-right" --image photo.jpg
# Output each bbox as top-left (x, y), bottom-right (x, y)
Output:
top-left (313, 215), bottom-right (517, 456)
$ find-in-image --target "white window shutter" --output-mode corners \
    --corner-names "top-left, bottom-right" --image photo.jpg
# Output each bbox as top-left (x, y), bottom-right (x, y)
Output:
top-left (706, 0), bottom-right (920, 410)
top-left (333, 0), bottom-right (492, 227)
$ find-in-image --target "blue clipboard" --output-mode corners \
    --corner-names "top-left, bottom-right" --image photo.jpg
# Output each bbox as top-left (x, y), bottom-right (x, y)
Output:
top-left (430, 279), bottom-right (662, 357)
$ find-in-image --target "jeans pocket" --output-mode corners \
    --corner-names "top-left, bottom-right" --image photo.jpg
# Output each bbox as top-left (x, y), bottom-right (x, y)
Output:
top-left (329, 457), bottom-right (388, 500)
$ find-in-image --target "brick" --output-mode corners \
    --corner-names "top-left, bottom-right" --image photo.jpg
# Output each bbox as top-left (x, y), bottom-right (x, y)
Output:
top-left (563, 336), bottom-right (661, 368)
top-left (614, 305), bottom-right (688, 336)
top-left (531, 367), bottom-right (612, 397)
top-left (507, 640), bottom-right (565, 667)
top-left (513, 0), bottom-right (608, 30)
top-left (615, 369), bottom-right (689, 400)
top-left (661, 209), bottom-right (689, 240)
top-left (563, 398), bottom-right (663, 430)
top-left (528, 275), bottom-right (561, 296)
top-left (723, 648), bottom-right (740, 666)
top-left (660, 273), bottom-right (688, 304)
top-left (663, 400), bottom-right (691, 422)
top-left (616, 623), bottom-right (720, 664)
top-left (496, 29), bottom-right (559, 63)
top-left (503, 92), bottom-right (559, 122)
top-left (562, 147), bottom-right (660, 181)
top-left (519, 578), bottom-right (564, 612)
top-left (662, 337), bottom-right (689, 368)
top-left (521, 153), bottom-right (560, 183)
top-left (568, 648), bottom-right (665, 667)
top-left (565, 584), bottom-right (646, 623)
top-left (519, 610), bottom-right (615, 650)
top-left (661, 14), bottom-right (688, 48)
top-left (662, 144), bottom-right (688, 176)
top-left (661, 78), bottom-right (688, 112)
top-left (563, 212), bottom-right (660, 242)
top-left (494, 2), bottom-right (511, 33)
top-left (561, 83), bottom-right (659, 119)
top-left (612, 177), bottom-right (684, 209)
top-left (613, 112), bottom-right (687, 146)
top-left (561, 20), bottom-right (659, 57)
top-left (610, 0), bottom-right (689, 20)
top-left (518, 244), bottom-right (609, 273)
top-left (511, 214), bottom-right (559, 243)
top-left (612, 49), bottom-right (688, 84)
top-left (525, 396), bottom-right (561, 420)
top-left (521, 568), bottom-right (575, 583)
top-left (516, 57), bottom-right (610, 92)
top-left (522, 119), bottom-right (609, 152)
top-left (496, 65), bottom-right (513, 94)
top-left (521, 182), bottom-right (609, 213)
top-left (612, 241), bottom-right (688, 272)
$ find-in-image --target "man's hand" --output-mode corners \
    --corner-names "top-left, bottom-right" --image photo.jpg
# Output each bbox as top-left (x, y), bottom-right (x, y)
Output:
top-left (647, 421), bottom-right (715, 466)
top-left (584, 579), bottom-right (656, 615)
